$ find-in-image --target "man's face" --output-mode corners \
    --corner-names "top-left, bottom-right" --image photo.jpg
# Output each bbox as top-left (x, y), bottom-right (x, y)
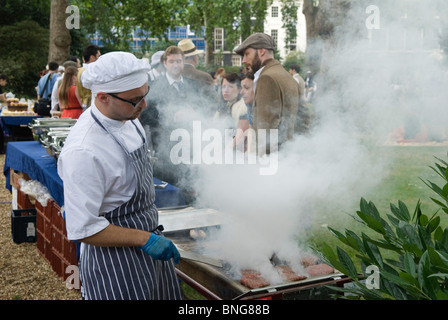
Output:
top-left (242, 48), bottom-right (262, 73)
top-left (164, 54), bottom-right (184, 79)
top-left (104, 83), bottom-right (149, 121)
top-left (89, 51), bottom-right (101, 63)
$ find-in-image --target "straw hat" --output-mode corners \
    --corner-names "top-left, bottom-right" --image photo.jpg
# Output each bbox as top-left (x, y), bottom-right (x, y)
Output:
top-left (178, 39), bottom-right (204, 57)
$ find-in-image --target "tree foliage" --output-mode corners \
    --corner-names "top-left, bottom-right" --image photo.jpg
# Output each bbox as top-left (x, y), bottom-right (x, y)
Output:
top-left (0, 0), bottom-right (50, 28)
top-left (281, 0), bottom-right (299, 50)
top-left (0, 20), bottom-right (49, 98)
top-left (71, 0), bottom-right (271, 61)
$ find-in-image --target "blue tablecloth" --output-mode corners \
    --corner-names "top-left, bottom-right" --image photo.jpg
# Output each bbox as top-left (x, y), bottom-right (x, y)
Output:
top-left (0, 116), bottom-right (40, 136)
top-left (4, 141), bottom-right (185, 208)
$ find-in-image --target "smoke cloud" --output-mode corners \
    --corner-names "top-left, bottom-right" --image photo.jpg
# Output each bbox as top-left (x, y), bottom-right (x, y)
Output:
top-left (148, 0), bottom-right (448, 283)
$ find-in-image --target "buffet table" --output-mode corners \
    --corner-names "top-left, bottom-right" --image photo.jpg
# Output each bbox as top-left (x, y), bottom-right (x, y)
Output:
top-left (4, 141), bottom-right (186, 208)
top-left (0, 115), bottom-right (41, 136)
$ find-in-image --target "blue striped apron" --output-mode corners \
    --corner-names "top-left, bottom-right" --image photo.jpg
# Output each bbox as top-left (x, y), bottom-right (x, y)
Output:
top-left (78, 112), bottom-right (182, 300)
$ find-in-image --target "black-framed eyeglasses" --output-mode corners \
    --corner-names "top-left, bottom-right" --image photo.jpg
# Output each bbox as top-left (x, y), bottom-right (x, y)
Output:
top-left (107, 86), bottom-right (150, 108)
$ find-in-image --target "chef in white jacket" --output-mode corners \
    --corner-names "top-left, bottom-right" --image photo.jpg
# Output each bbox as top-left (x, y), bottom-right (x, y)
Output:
top-left (57, 51), bottom-right (182, 300)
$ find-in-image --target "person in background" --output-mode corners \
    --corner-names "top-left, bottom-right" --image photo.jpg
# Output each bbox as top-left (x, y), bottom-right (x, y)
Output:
top-left (178, 39), bottom-right (218, 111)
top-left (140, 46), bottom-right (202, 204)
top-left (289, 64), bottom-right (311, 135)
top-left (76, 44), bottom-right (101, 109)
top-left (289, 64), bottom-right (305, 93)
top-left (239, 71), bottom-right (256, 152)
top-left (240, 71), bottom-right (255, 126)
top-left (304, 71), bottom-right (317, 103)
top-left (68, 55), bottom-right (82, 68)
top-left (57, 51), bottom-right (182, 300)
top-left (235, 33), bottom-right (299, 155)
top-left (58, 66), bottom-right (83, 119)
top-left (148, 50), bottom-right (165, 84)
top-left (215, 73), bottom-right (249, 151)
top-left (51, 60), bottom-right (79, 116)
top-left (37, 61), bottom-right (59, 101)
top-left (0, 74), bottom-right (9, 103)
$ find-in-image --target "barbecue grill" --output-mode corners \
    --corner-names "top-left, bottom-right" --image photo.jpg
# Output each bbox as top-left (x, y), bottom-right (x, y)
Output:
top-left (159, 206), bottom-right (352, 300)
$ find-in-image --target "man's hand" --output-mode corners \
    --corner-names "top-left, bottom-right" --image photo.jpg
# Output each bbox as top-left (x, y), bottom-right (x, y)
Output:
top-left (138, 233), bottom-right (180, 264)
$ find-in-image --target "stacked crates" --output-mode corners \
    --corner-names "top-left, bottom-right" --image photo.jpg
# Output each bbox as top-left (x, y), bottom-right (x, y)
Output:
top-left (11, 169), bottom-right (78, 280)
top-left (35, 200), bottom-right (79, 279)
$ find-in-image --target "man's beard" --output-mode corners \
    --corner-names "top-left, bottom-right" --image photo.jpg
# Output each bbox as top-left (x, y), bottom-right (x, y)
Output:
top-left (250, 52), bottom-right (262, 73)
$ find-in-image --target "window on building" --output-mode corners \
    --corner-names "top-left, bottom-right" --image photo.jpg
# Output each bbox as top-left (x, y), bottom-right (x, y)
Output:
top-left (272, 6), bottom-right (279, 18)
top-left (232, 55), bottom-right (241, 67)
top-left (271, 29), bottom-right (278, 49)
top-left (215, 28), bottom-right (224, 51)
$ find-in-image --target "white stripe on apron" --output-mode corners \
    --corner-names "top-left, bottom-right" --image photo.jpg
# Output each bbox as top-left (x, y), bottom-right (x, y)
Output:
top-left (79, 113), bottom-right (182, 300)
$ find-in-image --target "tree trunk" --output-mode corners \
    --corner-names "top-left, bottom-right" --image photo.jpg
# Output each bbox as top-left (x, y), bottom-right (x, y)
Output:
top-left (302, 0), bottom-right (322, 74)
top-left (49, 0), bottom-right (71, 64)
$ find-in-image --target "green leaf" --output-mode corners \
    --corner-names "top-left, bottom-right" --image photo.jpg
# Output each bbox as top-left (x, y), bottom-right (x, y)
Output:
top-left (318, 243), bottom-right (345, 275)
top-left (418, 251), bottom-right (439, 300)
top-left (382, 271), bottom-right (430, 299)
top-left (390, 201), bottom-right (410, 222)
top-left (403, 243), bottom-right (424, 258)
top-left (387, 214), bottom-right (400, 228)
top-left (399, 272), bottom-right (418, 286)
top-left (442, 183), bottom-right (448, 198)
top-left (362, 234), bottom-right (384, 268)
top-left (428, 247), bottom-right (448, 273)
top-left (419, 214), bottom-right (429, 226)
top-left (397, 221), bottom-right (423, 250)
top-left (357, 210), bottom-right (386, 235)
top-left (434, 226), bottom-right (443, 242)
top-left (428, 216), bottom-right (441, 233)
top-left (345, 230), bottom-right (364, 253)
top-left (417, 225), bottom-right (433, 250)
top-left (398, 200), bottom-right (411, 221)
top-left (436, 290), bottom-right (448, 300)
top-left (403, 252), bottom-right (416, 277)
top-left (336, 247), bottom-right (358, 280)
top-left (429, 197), bottom-right (448, 210)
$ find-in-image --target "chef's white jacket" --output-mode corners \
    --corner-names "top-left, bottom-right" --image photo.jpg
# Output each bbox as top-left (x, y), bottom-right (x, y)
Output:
top-left (57, 105), bottom-right (146, 241)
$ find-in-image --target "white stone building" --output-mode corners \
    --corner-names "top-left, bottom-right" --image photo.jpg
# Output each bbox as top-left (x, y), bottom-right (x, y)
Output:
top-left (216, 0), bottom-right (307, 67)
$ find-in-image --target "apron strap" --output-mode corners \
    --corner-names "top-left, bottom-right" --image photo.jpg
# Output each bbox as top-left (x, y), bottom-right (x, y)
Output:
top-left (91, 111), bottom-right (146, 155)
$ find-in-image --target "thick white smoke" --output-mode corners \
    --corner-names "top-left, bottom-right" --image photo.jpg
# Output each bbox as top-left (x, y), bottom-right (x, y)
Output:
top-left (165, 1), bottom-right (448, 283)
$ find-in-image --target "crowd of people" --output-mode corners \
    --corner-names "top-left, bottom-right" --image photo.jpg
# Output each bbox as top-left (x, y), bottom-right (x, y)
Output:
top-left (35, 45), bottom-right (100, 118)
top-left (33, 35), bottom-right (312, 204)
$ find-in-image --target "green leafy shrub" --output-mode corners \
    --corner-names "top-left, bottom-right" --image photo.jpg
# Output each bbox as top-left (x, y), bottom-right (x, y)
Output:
top-left (316, 156), bottom-right (448, 300)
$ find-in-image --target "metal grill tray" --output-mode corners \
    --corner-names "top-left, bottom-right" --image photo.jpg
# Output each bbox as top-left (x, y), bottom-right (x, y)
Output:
top-left (158, 206), bottom-right (225, 233)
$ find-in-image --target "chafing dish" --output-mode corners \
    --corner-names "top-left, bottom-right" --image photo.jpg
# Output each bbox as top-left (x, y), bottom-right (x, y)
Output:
top-left (28, 118), bottom-right (76, 143)
top-left (40, 128), bottom-right (71, 147)
top-left (45, 134), bottom-right (68, 159)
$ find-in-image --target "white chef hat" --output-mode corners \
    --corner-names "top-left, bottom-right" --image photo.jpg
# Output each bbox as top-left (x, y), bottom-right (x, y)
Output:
top-left (81, 51), bottom-right (150, 95)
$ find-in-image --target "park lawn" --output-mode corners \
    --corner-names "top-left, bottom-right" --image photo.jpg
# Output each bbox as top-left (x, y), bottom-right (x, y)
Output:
top-left (309, 145), bottom-right (448, 264)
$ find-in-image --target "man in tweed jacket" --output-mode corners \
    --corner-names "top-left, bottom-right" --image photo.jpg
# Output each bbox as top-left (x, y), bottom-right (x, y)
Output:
top-left (235, 33), bottom-right (299, 155)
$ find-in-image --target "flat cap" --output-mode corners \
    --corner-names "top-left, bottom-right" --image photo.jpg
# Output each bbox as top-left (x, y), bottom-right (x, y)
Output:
top-left (234, 33), bottom-right (276, 56)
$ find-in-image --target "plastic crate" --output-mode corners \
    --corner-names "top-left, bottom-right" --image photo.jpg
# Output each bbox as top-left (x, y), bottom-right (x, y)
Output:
top-left (51, 202), bottom-right (65, 233)
top-left (11, 209), bottom-right (37, 243)
top-left (37, 230), bottom-right (52, 264)
top-left (51, 249), bottom-right (70, 279)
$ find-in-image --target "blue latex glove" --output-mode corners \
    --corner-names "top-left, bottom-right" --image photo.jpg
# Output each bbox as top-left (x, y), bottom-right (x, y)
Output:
top-left (138, 233), bottom-right (180, 264)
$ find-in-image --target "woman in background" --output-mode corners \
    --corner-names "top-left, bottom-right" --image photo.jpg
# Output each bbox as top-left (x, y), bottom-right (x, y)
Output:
top-left (58, 66), bottom-right (83, 119)
top-left (216, 73), bottom-right (249, 152)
